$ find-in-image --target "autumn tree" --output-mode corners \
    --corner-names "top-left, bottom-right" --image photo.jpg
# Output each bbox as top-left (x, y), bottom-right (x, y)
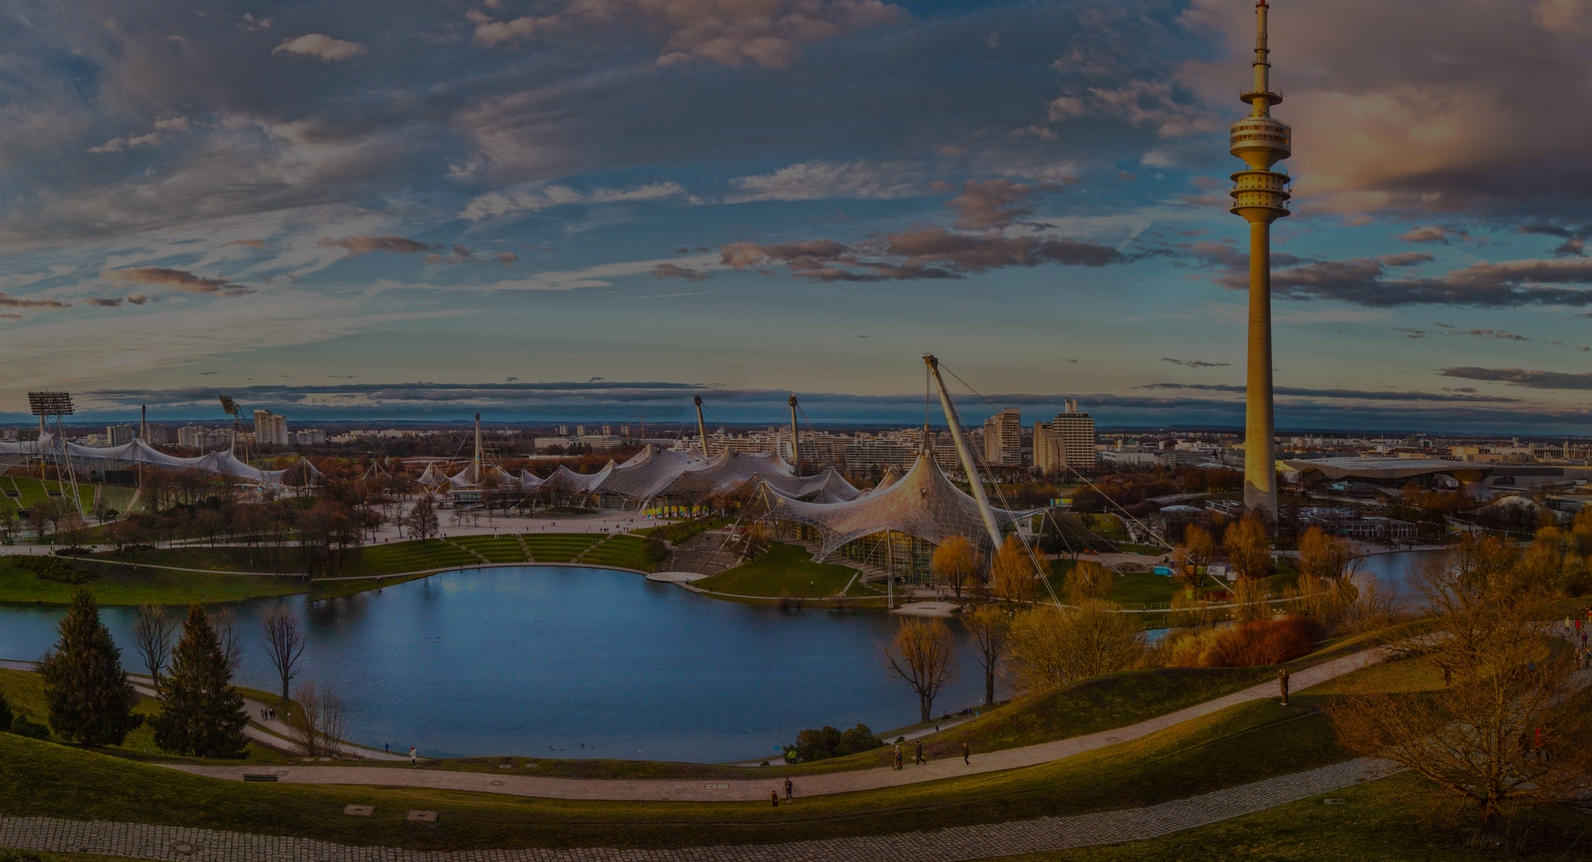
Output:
top-left (1326, 537), bottom-right (1592, 829)
top-left (884, 618), bottom-right (954, 722)
top-left (930, 536), bottom-right (981, 601)
top-left (152, 605), bottom-right (249, 759)
top-left (131, 604), bottom-right (178, 692)
top-left (1178, 524), bottom-right (1216, 582)
top-left (262, 607), bottom-right (306, 705)
top-left (1063, 560), bottom-right (1112, 604)
top-left (1298, 526), bottom-right (1353, 581)
top-left (405, 495), bottom-right (439, 542)
top-left (38, 591), bottom-right (142, 746)
top-left (962, 604), bottom-right (1011, 707)
top-left (1006, 601), bottom-right (1144, 692)
top-left (1223, 512), bottom-right (1271, 581)
top-left (989, 535), bottom-right (1037, 603)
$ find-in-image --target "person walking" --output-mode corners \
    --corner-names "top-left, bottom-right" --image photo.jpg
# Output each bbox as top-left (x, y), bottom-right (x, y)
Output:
top-left (770, 789), bottom-right (779, 807)
top-left (962, 741), bottom-right (970, 766)
top-left (893, 743), bottom-right (903, 770)
top-left (1278, 666), bottom-right (1291, 706)
top-left (409, 745), bottom-right (417, 767)
top-left (784, 777), bottom-right (793, 802)
top-left (915, 740), bottom-right (925, 766)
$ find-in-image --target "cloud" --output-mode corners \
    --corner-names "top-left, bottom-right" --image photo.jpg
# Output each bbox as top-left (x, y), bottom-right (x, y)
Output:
top-left (886, 227), bottom-right (1125, 270)
top-left (1399, 226), bottom-right (1466, 244)
top-left (240, 13), bottom-right (273, 31)
top-left (1160, 357), bottom-right (1230, 369)
top-left (1048, 80), bottom-right (1221, 138)
top-left (651, 263), bottom-right (708, 281)
top-left (470, 0), bottom-right (906, 69)
top-left (1459, 328), bottom-right (1529, 342)
top-left (494, 251), bottom-right (519, 265)
top-left (424, 245), bottom-right (475, 265)
top-left (1141, 382), bottom-right (1520, 404)
top-left (107, 267), bottom-right (251, 296)
top-left (227, 239), bottom-right (267, 249)
top-left (1395, 328), bottom-right (1426, 339)
top-left (0, 293), bottom-right (70, 309)
top-left (1204, 251), bottom-right (1592, 308)
top-left (1440, 367), bottom-right (1592, 391)
top-left (272, 34), bottom-right (367, 62)
top-left (319, 236), bottom-right (431, 255)
top-left (949, 180), bottom-right (1034, 230)
top-left (461, 182), bottom-right (687, 221)
top-left (86, 297), bottom-right (124, 307)
top-left (726, 161), bottom-right (925, 203)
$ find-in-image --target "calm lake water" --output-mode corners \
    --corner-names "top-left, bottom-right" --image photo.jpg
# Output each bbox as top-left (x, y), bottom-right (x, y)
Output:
top-left (0, 566), bottom-right (995, 762)
top-left (1351, 549), bottom-right (1450, 610)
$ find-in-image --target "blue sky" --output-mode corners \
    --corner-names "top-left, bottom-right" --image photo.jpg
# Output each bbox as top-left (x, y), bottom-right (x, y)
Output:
top-left (3, 1), bottom-right (1592, 432)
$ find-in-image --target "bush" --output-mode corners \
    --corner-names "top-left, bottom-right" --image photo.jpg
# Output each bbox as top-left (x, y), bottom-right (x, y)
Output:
top-left (17, 556), bottom-right (96, 584)
top-left (0, 691), bottom-right (10, 730)
top-left (1165, 616), bottom-right (1319, 668)
top-left (11, 715), bottom-right (50, 739)
top-left (788, 723), bottom-right (882, 763)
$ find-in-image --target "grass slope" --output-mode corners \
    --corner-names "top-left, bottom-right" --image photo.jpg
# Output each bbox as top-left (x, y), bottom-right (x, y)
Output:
top-left (694, 543), bottom-right (859, 598)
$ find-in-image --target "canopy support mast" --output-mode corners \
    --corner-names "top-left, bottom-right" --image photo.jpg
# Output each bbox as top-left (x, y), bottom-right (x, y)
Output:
top-left (922, 354), bottom-right (1004, 550)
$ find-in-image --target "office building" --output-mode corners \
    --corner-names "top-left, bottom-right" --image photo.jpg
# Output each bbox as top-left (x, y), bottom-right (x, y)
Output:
top-left (1034, 401), bottom-right (1096, 473)
top-left (105, 425), bottom-right (135, 446)
top-left (982, 408), bottom-right (1023, 466)
top-left (253, 410), bottom-right (289, 447)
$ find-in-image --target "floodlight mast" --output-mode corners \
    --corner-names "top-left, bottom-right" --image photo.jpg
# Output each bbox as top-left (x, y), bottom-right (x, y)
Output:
top-left (921, 356), bottom-right (1004, 550)
top-left (26, 392), bottom-right (84, 519)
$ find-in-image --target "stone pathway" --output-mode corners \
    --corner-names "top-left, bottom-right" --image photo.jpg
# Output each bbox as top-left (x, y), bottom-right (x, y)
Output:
top-left (0, 758), bottom-right (1400, 861)
top-left (165, 646), bottom-right (1392, 801)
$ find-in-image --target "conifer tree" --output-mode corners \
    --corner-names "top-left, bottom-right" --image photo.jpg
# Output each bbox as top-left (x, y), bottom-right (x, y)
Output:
top-left (152, 605), bottom-right (248, 758)
top-left (38, 590), bottom-right (141, 746)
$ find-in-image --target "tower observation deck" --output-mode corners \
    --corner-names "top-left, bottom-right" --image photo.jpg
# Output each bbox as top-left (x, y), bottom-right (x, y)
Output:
top-left (1231, 0), bottom-right (1290, 521)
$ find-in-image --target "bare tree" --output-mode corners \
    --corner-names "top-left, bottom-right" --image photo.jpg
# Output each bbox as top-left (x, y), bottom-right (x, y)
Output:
top-left (207, 608), bottom-right (243, 673)
top-left (262, 608), bottom-right (306, 705)
top-left (131, 603), bottom-right (178, 691)
top-left (885, 618), bottom-right (954, 722)
top-left (963, 604), bottom-right (1011, 707)
top-left (293, 681), bottom-right (348, 758)
top-left (1325, 537), bottom-right (1592, 830)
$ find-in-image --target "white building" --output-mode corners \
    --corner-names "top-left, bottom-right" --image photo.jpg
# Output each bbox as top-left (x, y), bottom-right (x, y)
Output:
top-left (982, 408), bottom-right (1023, 466)
top-left (253, 410), bottom-right (289, 447)
top-left (294, 428), bottom-right (327, 446)
top-left (1034, 401), bottom-right (1097, 473)
top-left (105, 425), bottom-right (135, 446)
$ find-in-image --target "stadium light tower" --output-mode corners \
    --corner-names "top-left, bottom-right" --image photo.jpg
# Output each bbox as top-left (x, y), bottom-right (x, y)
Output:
top-left (27, 391), bottom-right (84, 517)
top-left (1230, 0), bottom-right (1291, 522)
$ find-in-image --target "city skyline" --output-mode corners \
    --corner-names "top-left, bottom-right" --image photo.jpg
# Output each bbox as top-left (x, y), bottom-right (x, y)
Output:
top-left (3, 1), bottom-right (1592, 433)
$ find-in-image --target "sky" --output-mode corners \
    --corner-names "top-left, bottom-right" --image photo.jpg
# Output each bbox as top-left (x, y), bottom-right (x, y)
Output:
top-left (3, 0), bottom-right (1592, 434)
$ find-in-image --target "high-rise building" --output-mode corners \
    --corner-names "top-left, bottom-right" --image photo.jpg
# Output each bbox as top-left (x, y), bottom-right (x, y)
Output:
top-left (177, 425), bottom-right (224, 449)
top-left (253, 410), bottom-right (289, 447)
top-left (1230, 0), bottom-right (1290, 520)
top-left (982, 408), bottom-right (1023, 466)
top-left (145, 424), bottom-right (177, 445)
top-left (1035, 400), bottom-right (1097, 474)
top-left (105, 425), bottom-right (135, 446)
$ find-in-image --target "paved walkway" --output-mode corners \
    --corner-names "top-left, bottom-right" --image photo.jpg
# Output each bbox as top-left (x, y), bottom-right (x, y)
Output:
top-left (0, 758), bottom-right (1401, 861)
top-left (166, 646), bottom-right (1393, 801)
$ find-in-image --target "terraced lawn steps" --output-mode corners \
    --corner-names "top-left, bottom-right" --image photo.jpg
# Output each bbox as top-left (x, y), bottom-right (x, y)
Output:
top-left (0, 759), bottom-right (1401, 861)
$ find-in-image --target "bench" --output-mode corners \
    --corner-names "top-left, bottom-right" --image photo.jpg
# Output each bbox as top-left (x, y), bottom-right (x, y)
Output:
top-left (242, 773), bottom-right (279, 782)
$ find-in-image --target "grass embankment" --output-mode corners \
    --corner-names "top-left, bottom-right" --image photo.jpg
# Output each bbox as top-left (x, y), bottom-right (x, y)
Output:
top-left (0, 668), bottom-right (288, 765)
top-left (692, 543), bottom-right (861, 598)
top-left (0, 556), bottom-right (305, 606)
top-left (1009, 771), bottom-right (1592, 861)
top-left (0, 475), bottom-right (97, 515)
top-left (636, 516), bottom-right (729, 545)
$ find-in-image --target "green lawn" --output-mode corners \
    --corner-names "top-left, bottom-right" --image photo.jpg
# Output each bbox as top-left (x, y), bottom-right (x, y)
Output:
top-left (693, 543), bottom-right (859, 597)
top-left (1008, 771), bottom-right (1591, 861)
top-left (636, 516), bottom-right (729, 545)
top-left (0, 555), bottom-right (305, 606)
top-left (1, 475), bottom-right (96, 514)
top-left (1108, 571), bottom-right (1178, 606)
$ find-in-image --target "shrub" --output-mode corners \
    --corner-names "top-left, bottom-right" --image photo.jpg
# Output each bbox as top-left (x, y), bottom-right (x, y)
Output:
top-left (0, 692), bottom-right (10, 730)
top-left (11, 715), bottom-right (50, 739)
top-left (1165, 616), bottom-right (1319, 668)
top-left (788, 723), bottom-right (882, 762)
top-left (18, 556), bottom-right (96, 584)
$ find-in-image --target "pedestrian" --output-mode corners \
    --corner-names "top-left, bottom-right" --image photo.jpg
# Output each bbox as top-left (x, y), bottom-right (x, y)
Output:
top-left (409, 745), bottom-right (417, 767)
top-left (384, 742), bottom-right (389, 754)
top-left (915, 741), bottom-right (925, 766)
top-left (770, 789), bottom-right (779, 807)
top-left (893, 743), bottom-right (903, 770)
top-left (784, 777), bottom-right (793, 801)
top-left (962, 741), bottom-right (970, 766)
top-left (1278, 666), bottom-right (1291, 706)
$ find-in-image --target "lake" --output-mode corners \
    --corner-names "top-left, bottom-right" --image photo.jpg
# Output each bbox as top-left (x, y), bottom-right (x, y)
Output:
top-left (0, 566), bottom-right (995, 762)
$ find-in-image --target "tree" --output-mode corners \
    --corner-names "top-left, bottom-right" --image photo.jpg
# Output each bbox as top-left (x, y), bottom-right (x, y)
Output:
top-left (208, 608), bottom-right (243, 673)
top-left (1006, 601), bottom-right (1144, 693)
top-left (884, 618), bottom-right (954, 722)
top-left (930, 536), bottom-right (981, 601)
top-left (1182, 524), bottom-right (1216, 574)
top-left (37, 590), bottom-right (141, 746)
top-left (1223, 512), bottom-right (1271, 581)
top-left (293, 681), bottom-right (348, 758)
top-left (131, 604), bottom-right (178, 692)
top-left (989, 535), bottom-right (1037, 603)
top-left (152, 605), bottom-right (249, 758)
top-left (1325, 537), bottom-right (1592, 829)
top-left (405, 495), bottom-right (439, 542)
top-left (963, 604), bottom-right (1012, 707)
top-left (1063, 560), bottom-right (1112, 604)
top-left (262, 607), bottom-right (306, 705)
top-left (1298, 526), bottom-right (1353, 581)
top-left (0, 690), bottom-right (11, 731)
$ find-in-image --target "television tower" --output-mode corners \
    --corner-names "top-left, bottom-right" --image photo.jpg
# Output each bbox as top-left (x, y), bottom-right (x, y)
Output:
top-left (1230, 0), bottom-right (1290, 521)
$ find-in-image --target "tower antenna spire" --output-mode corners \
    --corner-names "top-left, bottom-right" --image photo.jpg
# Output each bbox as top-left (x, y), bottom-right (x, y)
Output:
top-left (1230, 0), bottom-right (1290, 522)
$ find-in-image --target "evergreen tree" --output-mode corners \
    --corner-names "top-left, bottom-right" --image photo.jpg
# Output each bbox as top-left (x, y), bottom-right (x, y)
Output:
top-left (0, 690), bottom-right (13, 731)
top-left (152, 605), bottom-right (249, 758)
top-left (37, 590), bottom-right (141, 746)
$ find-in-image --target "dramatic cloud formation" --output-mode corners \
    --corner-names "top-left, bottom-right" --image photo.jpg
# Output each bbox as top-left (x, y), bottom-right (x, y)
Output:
top-left (1440, 367), bottom-right (1592, 391)
top-left (108, 267), bottom-right (251, 296)
top-left (1400, 226), bottom-right (1467, 244)
top-left (949, 180), bottom-right (1035, 230)
top-left (726, 161), bottom-right (924, 203)
top-left (319, 236), bottom-right (431, 255)
top-left (272, 34), bottom-right (367, 61)
top-left (886, 228), bottom-right (1126, 270)
top-left (1160, 357), bottom-right (1230, 369)
top-left (1205, 251), bottom-right (1592, 308)
top-left (0, 293), bottom-right (70, 309)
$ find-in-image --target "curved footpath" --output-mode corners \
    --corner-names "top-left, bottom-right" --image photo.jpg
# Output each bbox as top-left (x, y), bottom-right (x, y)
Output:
top-left (167, 645), bottom-right (1394, 801)
top-left (0, 758), bottom-right (1402, 861)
